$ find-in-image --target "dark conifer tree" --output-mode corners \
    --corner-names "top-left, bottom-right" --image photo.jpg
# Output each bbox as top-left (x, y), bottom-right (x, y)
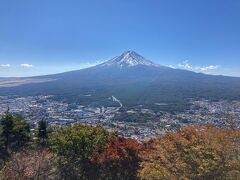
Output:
top-left (37, 120), bottom-right (48, 146)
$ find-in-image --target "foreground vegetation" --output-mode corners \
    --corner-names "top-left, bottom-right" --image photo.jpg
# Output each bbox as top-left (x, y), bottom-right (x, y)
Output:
top-left (0, 111), bottom-right (239, 179)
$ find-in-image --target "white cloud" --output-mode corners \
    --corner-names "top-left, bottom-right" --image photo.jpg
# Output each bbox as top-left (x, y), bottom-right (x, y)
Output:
top-left (197, 65), bottom-right (220, 71)
top-left (178, 60), bottom-right (193, 70)
top-left (168, 65), bottom-right (176, 69)
top-left (0, 64), bottom-right (11, 67)
top-left (21, 64), bottom-right (33, 68)
top-left (78, 60), bottom-right (104, 69)
top-left (175, 60), bottom-right (220, 74)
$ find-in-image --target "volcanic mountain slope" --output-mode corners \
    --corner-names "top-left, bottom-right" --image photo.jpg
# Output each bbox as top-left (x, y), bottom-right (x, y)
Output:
top-left (1, 51), bottom-right (240, 111)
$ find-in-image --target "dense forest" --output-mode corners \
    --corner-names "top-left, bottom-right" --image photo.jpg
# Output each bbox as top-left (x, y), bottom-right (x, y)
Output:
top-left (0, 111), bottom-right (239, 180)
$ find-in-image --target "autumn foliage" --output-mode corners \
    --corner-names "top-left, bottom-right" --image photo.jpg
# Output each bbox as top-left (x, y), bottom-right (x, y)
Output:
top-left (92, 137), bottom-right (142, 179)
top-left (139, 125), bottom-right (240, 180)
top-left (0, 148), bottom-right (53, 180)
top-left (1, 113), bottom-right (240, 180)
top-left (49, 124), bottom-right (142, 179)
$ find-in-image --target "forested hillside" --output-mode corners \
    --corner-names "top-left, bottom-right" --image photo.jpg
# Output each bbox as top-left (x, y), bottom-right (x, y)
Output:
top-left (0, 111), bottom-right (239, 179)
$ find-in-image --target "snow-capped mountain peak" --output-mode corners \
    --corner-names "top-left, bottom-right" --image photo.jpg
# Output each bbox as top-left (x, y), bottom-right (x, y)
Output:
top-left (100, 51), bottom-right (157, 67)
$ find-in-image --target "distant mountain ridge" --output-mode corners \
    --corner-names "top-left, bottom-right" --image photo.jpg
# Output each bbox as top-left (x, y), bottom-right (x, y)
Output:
top-left (1, 51), bottom-right (240, 112)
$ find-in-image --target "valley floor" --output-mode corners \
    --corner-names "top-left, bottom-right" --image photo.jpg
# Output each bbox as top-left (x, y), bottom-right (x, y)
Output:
top-left (0, 95), bottom-right (239, 142)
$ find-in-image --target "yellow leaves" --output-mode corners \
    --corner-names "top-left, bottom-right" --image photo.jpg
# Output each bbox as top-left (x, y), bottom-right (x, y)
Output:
top-left (139, 162), bottom-right (174, 180)
top-left (139, 125), bottom-right (240, 180)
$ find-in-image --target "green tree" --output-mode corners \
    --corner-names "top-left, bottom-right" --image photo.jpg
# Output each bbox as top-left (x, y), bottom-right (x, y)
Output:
top-left (0, 125), bottom-right (7, 168)
top-left (0, 111), bottom-right (14, 153)
top-left (49, 124), bottom-right (110, 179)
top-left (0, 110), bottom-right (30, 153)
top-left (12, 115), bottom-right (30, 150)
top-left (38, 120), bottom-right (48, 146)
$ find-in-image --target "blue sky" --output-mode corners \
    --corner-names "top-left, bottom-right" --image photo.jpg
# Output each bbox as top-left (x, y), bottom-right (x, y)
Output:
top-left (0, 0), bottom-right (240, 77)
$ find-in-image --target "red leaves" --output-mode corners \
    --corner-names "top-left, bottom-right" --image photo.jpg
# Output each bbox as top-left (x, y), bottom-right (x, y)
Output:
top-left (91, 137), bottom-right (142, 179)
top-left (93, 137), bottom-right (142, 163)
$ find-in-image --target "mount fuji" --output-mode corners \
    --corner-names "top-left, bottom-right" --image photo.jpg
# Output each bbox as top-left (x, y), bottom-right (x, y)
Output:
top-left (100, 51), bottom-right (158, 67)
top-left (1, 51), bottom-right (240, 112)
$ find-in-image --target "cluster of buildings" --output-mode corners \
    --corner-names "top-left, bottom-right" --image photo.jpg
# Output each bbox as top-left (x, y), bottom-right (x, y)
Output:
top-left (0, 95), bottom-right (239, 142)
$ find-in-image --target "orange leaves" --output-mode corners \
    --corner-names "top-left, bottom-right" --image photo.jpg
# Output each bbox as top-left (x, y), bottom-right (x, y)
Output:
top-left (92, 137), bottom-right (142, 179)
top-left (93, 137), bottom-right (142, 163)
top-left (1, 124), bottom-right (239, 179)
top-left (139, 125), bottom-right (240, 180)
